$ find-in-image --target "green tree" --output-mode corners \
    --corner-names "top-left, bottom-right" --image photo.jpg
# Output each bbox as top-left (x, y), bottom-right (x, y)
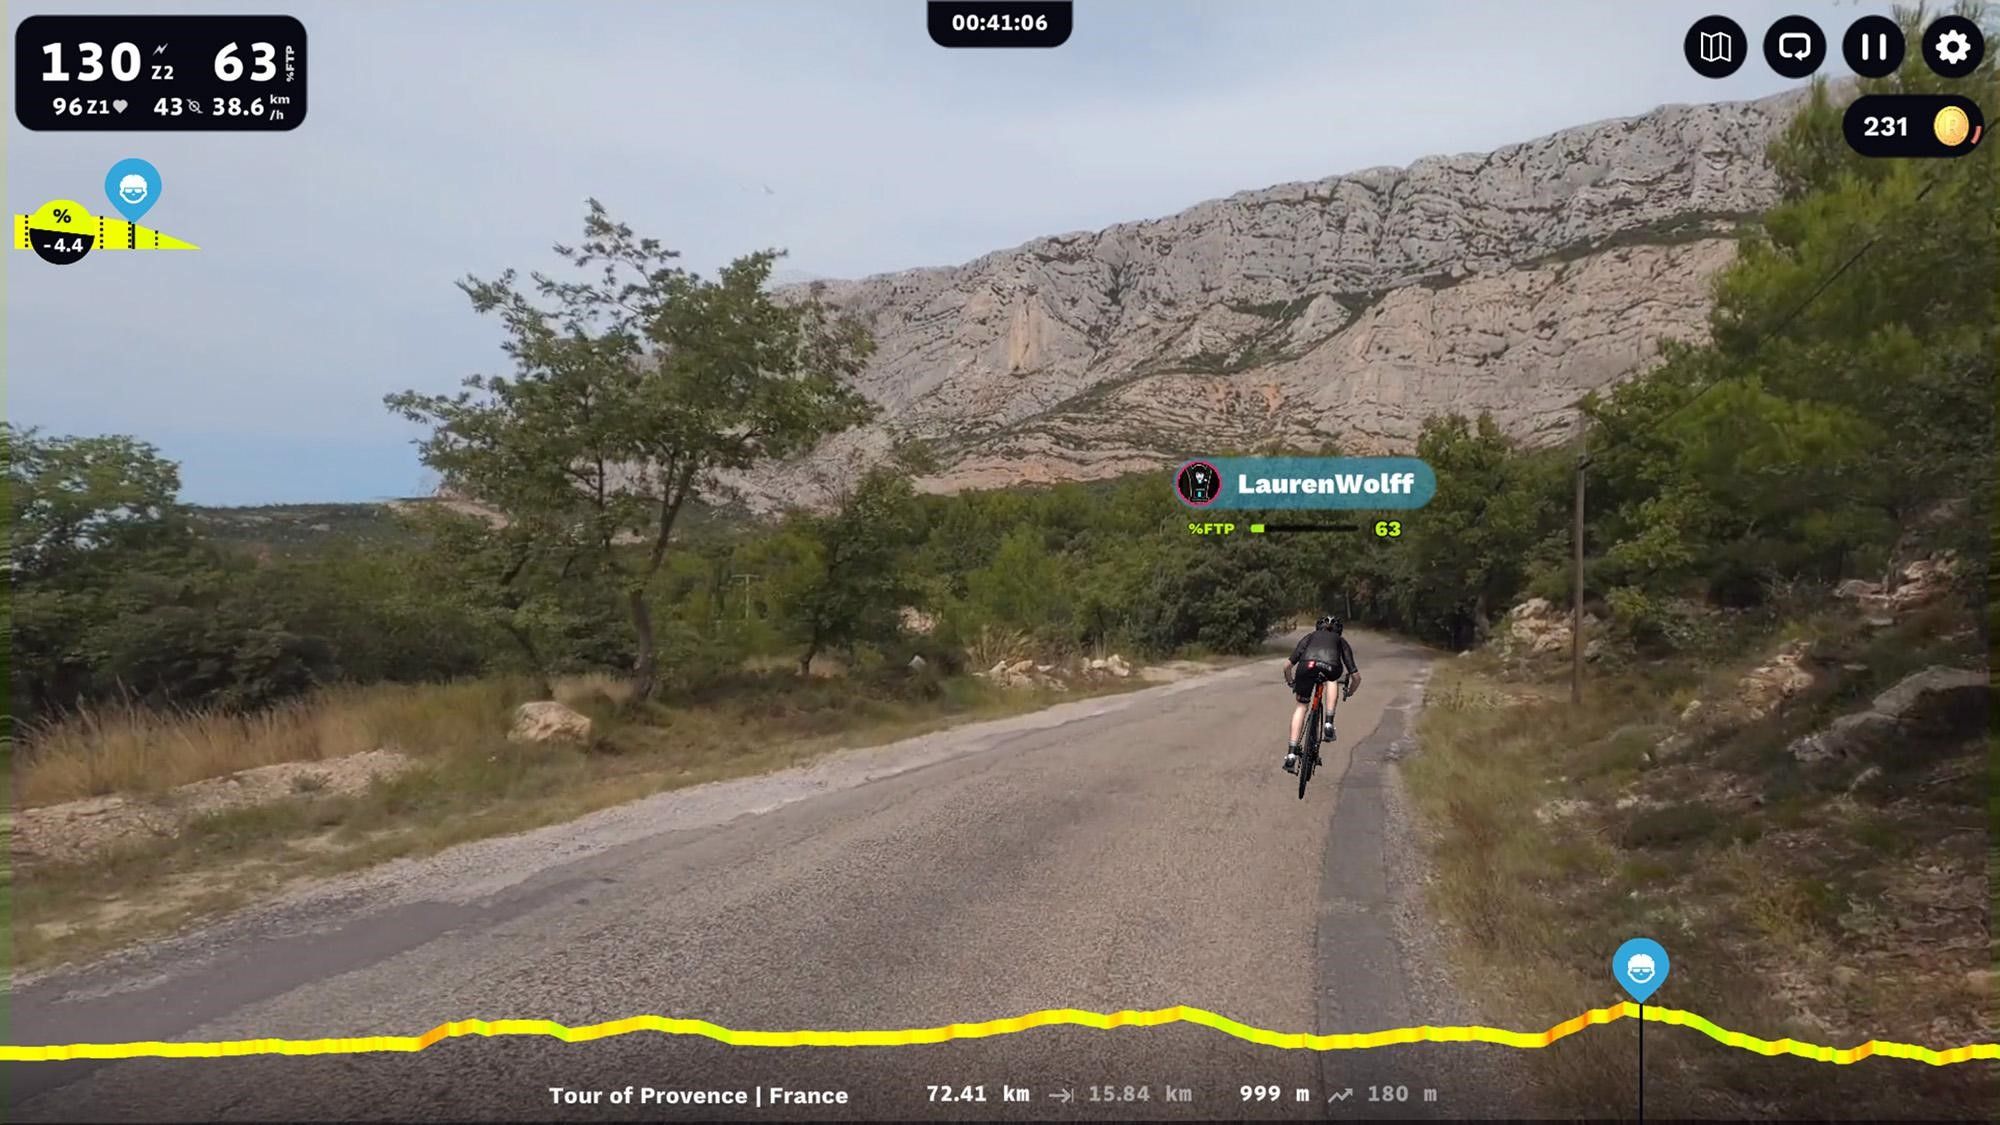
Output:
top-left (1070, 539), bottom-right (1153, 650)
top-left (965, 526), bottom-right (1068, 634)
top-left (6, 425), bottom-right (209, 717)
top-left (1132, 534), bottom-right (1290, 655)
top-left (5, 424), bottom-right (189, 583)
top-left (1381, 414), bottom-right (1561, 643)
top-left (764, 461), bottom-right (923, 674)
top-left (387, 201), bottom-right (877, 697)
top-left (1583, 6), bottom-right (1995, 603)
top-left (395, 507), bottom-right (591, 693)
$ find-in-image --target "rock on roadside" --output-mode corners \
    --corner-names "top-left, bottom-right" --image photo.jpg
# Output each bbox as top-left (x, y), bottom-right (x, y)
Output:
top-left (1497, 599), bottom-right (1600, 658)
top-left (1832, 552), bottom-right (1960, 616)
top-left (12, 749), bottom-right (414, 868)
top-left (1738, 639), bottom-right (1814, 720)
top-left (1788, 665), bottom-right (1987, 764)
top-left (508, 701), bottom-right (594, 746)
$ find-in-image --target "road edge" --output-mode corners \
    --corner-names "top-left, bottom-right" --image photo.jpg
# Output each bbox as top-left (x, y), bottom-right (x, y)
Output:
top-left (11, 654), bottom-right (1274, 997)
top-left (1312, 651), bottom-right (1539, 1117)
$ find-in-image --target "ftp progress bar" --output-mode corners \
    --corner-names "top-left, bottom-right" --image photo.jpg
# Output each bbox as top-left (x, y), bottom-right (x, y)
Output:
top-left (1186, 520), bottom-right (1403, 537)
top-left (1187, 522), bottom-right (1362, 535)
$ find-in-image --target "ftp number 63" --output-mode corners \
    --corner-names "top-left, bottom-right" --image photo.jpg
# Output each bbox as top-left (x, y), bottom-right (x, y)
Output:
top-left (1373, 520), bottom-right (1403, 538)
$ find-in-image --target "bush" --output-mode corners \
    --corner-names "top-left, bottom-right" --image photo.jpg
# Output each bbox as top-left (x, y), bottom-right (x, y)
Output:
top-left (90, 605), bottom-right (338, 712)
top-left (652, 621), bottom-right (750, 696)
top-left (959, 622), bottom-right (1029, 671)
top-left (1132, 544), bottom-right (1289, 655)
top-left (1618, 802), bottom-right (1724, 849)
top-left (1606, 587), bottom-right (1674, 654)
top-left (881, 633), bottom-right (966, 676)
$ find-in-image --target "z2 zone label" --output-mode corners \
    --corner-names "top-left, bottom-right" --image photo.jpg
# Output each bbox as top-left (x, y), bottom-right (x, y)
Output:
top-left (14, 14), bottom-right (307, 131)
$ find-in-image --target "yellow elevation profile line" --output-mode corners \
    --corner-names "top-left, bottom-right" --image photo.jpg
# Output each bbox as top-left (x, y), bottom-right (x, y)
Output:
top-left (3, 1003), bottom-right (1993, 1066)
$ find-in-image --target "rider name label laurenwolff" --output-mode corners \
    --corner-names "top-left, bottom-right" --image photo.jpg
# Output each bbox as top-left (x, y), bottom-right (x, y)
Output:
top-left (1178, 457), bottom-right (1436, 509)
top-left (1235, 471), bottom-right (1419, 496)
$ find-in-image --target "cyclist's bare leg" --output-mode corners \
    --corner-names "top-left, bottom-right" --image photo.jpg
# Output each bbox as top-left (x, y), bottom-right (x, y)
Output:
top-left (1289, 701), bottom-right (1309, 744)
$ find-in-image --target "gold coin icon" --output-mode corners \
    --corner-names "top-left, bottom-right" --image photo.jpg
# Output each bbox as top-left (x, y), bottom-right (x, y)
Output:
top-left (1934, 105), bottom-right (1970, 147)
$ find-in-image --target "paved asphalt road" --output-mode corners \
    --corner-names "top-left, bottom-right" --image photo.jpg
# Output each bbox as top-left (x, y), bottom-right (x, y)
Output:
top-left (9, 631), bottom-right (1537, 1121)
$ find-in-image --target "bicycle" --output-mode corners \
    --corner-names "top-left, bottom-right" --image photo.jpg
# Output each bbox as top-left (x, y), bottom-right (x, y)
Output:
top-left (1292, 665), bottom-right (1344, 799)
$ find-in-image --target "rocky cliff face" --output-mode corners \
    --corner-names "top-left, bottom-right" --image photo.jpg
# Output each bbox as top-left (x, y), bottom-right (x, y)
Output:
top-left (734, 87), bottom-right (1814, 509)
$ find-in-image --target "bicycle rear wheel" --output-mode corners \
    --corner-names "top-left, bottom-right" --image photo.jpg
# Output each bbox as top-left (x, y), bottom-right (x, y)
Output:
top-left (1298, 693), bottom-right (1320, 799)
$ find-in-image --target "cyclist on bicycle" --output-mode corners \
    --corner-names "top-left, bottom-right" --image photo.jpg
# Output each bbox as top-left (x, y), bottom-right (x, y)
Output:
top-left (1282, 615), bottom-right (1359, 775)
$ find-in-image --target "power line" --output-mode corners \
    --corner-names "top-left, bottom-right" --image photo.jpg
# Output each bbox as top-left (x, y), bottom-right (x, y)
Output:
top-left (1567, 164), bottom-right (1949, 703)
top-left (1583, 169), bottom-right (1946, 466)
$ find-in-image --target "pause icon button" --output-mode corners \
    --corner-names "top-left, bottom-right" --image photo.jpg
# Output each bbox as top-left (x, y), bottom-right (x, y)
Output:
top-left (1844, 15), bottom-right (1905, 77)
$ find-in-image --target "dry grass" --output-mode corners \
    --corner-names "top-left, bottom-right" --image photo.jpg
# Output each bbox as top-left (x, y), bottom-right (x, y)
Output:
top-left (1405, 611), bottom-right (1993, 1120)
top-left (15, 679), bottom-right (521, 808)
top-left (551, 673), bottom-right (638, 710)
top-left (735, 653), bottom-right (852, 678)
top-left (963, 625), bottom-right (1033, 673)
top-left (9, 665), bottom-right (1156, 973)
top-left (1715, 842), bottom-right (1821, 949)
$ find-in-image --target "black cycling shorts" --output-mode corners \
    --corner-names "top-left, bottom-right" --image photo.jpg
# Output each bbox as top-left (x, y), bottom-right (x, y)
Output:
top-left (1292, 660), bottom-right (1342, 704)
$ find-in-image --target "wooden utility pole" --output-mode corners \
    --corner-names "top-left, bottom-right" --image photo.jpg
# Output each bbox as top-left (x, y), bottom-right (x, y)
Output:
top-left (731, 573), bottom-right (761, 622)
top-left (1572, 450), bottom-right (1589, 704)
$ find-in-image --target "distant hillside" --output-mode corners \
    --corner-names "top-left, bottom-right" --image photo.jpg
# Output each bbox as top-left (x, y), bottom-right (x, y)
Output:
top-left (187, 495), bottom-right (755, 555)
top-left (187, 502), bottom-right (429, 554)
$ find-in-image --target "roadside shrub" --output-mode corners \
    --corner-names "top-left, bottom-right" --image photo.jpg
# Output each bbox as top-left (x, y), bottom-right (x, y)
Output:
top-left (880, 633), bottom-right (965, 676)
top-left (1132, 547), bottom-right (1289, 655)
top-left (1606, 586), bottom-right (1678, 655)
top-left (1618, 802), bottom-right (1724, 849)
top-left (962, 623), bottom-right (1031, 671)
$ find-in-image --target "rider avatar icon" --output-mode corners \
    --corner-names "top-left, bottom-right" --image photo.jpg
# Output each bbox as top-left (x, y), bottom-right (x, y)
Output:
top-left (1176, 460), bottom-right (1221, 507)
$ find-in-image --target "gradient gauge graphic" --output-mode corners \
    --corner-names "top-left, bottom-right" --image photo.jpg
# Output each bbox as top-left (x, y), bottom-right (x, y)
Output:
top-left (14, 199), bottom-right (198, 265)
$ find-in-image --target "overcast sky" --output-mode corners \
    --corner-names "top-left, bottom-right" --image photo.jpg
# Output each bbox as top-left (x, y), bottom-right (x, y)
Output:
top-left (9, 0), bottom-right (1894, 505)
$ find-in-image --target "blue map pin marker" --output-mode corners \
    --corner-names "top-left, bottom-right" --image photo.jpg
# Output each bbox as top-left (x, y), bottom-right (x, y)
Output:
top-left (1613, 937), bottom-right (1670, 1003)
top-left (105, 158), bottom-right (162, 222)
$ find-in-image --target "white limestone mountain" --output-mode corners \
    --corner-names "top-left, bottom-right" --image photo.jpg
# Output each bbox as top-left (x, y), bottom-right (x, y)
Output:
top-left (731, 87), bottom-right (1817, 510)
top-left (766, 267), bottom-right (831, 288)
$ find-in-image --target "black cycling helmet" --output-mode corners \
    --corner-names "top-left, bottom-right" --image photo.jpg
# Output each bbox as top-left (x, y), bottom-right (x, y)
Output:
top-left (1316, 614), bottom-right (1343, 632)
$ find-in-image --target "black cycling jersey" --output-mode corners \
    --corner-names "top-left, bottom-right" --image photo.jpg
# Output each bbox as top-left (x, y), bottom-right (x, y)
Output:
top-left (1289, 627), bottom-right (1356, 678)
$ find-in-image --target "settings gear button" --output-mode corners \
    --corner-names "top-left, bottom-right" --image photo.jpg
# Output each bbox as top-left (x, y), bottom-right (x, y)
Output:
top-left (1921, 14), bottom-right (1984, 78)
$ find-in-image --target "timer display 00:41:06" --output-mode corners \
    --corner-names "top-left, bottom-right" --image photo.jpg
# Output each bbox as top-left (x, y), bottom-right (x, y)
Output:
top-left (927, 2), bottom-right (1072, 48)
